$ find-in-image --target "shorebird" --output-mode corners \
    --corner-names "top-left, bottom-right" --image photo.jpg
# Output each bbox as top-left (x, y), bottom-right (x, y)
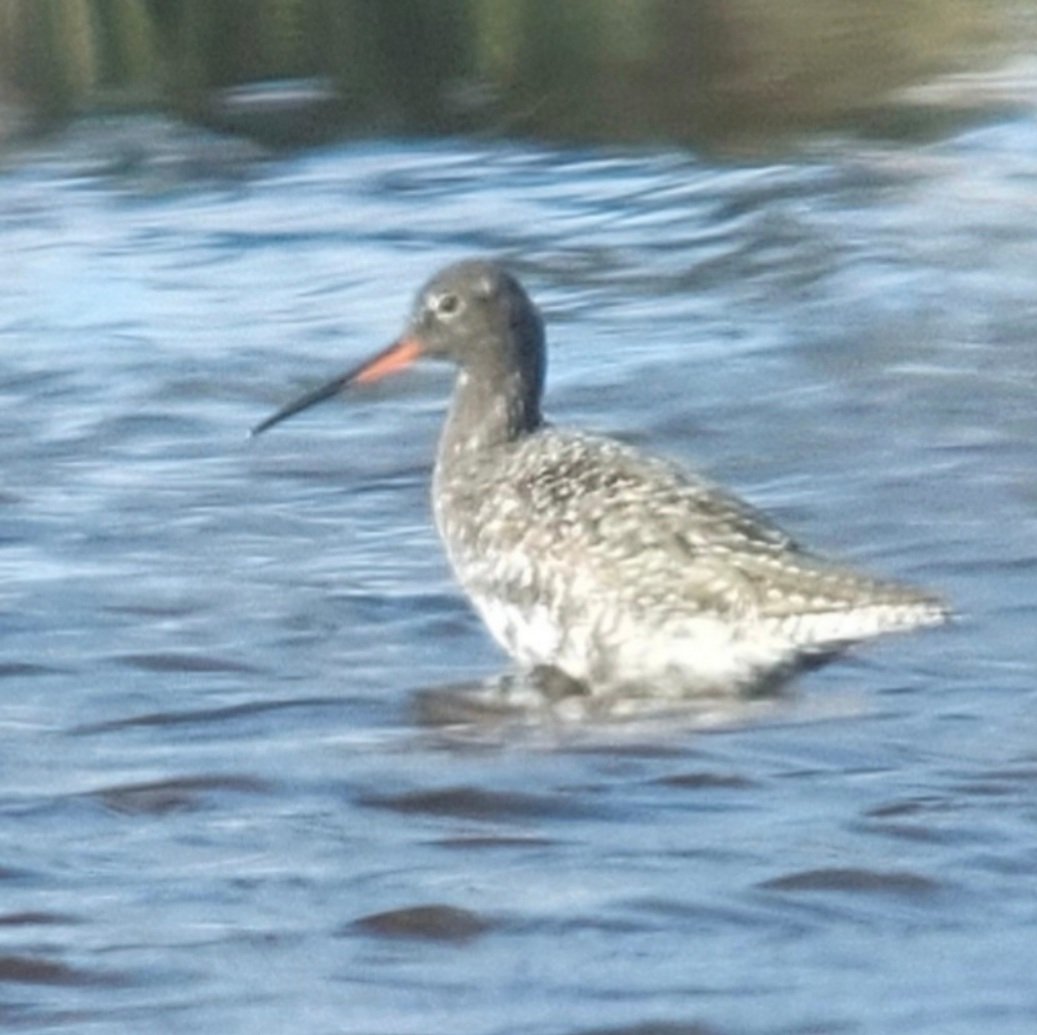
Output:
top-left (253, 259), bottom-right (947, 698)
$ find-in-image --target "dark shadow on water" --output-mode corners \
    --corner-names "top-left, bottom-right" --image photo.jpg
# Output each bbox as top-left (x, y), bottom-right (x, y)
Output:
top-left (356, 782), bottom-right (602, 823)
top-left (69, 694), bottom-right (355, 737)
top-left (346, 902), bottom-right (497, 944)
top-left (86, 774), bottom-right (272, 817)
top-left (757, 866), bottom-right (943, 898)
top-left (0, 953), bottom-right (127, 988)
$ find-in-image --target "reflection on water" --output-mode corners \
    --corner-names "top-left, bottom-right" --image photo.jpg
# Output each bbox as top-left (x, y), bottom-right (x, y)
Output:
top-left (410, 673), bottom-right (868, 750)
top-left (3, 0), bottom-right (1037, 150)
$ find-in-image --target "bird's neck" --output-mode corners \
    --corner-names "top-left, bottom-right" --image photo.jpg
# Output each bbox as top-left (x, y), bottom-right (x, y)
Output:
top-left (438, 363), bottom-right (543, 467)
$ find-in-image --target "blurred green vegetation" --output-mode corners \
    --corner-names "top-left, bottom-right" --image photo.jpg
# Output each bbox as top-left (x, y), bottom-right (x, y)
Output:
top-left (0, 0), bottom-right (1026, 150)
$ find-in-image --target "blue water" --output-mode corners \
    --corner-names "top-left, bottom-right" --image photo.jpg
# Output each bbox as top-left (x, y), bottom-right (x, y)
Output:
top-left (0, 113), bottom-right (1035, 1034)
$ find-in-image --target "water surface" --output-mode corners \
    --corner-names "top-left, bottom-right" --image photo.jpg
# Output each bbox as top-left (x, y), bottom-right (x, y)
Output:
top-left (0, 94), bottom-right (1035, 1035)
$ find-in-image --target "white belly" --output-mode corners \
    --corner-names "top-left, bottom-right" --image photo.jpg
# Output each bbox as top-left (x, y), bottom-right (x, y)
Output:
top-left (470, 587), bottom-right (795, 698)
top-left (473, 596), bottom-right (564, 669)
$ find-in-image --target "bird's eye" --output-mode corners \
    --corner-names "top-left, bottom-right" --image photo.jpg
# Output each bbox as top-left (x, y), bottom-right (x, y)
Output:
top-left (435, 293), bottom-right (461, 317)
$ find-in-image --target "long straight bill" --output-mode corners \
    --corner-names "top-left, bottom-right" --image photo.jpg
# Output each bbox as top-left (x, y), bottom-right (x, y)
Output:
top-left (250, 337), bottom-right (422, 436)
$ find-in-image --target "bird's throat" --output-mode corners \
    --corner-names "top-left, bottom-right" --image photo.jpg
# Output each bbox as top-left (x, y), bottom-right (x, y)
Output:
top-left (439, 365), bottom-right (543, 464)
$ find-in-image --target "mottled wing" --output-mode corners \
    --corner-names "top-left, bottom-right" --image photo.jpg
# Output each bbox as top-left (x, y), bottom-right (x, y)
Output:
top-left (498, 431), bottom-right (946, 644)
